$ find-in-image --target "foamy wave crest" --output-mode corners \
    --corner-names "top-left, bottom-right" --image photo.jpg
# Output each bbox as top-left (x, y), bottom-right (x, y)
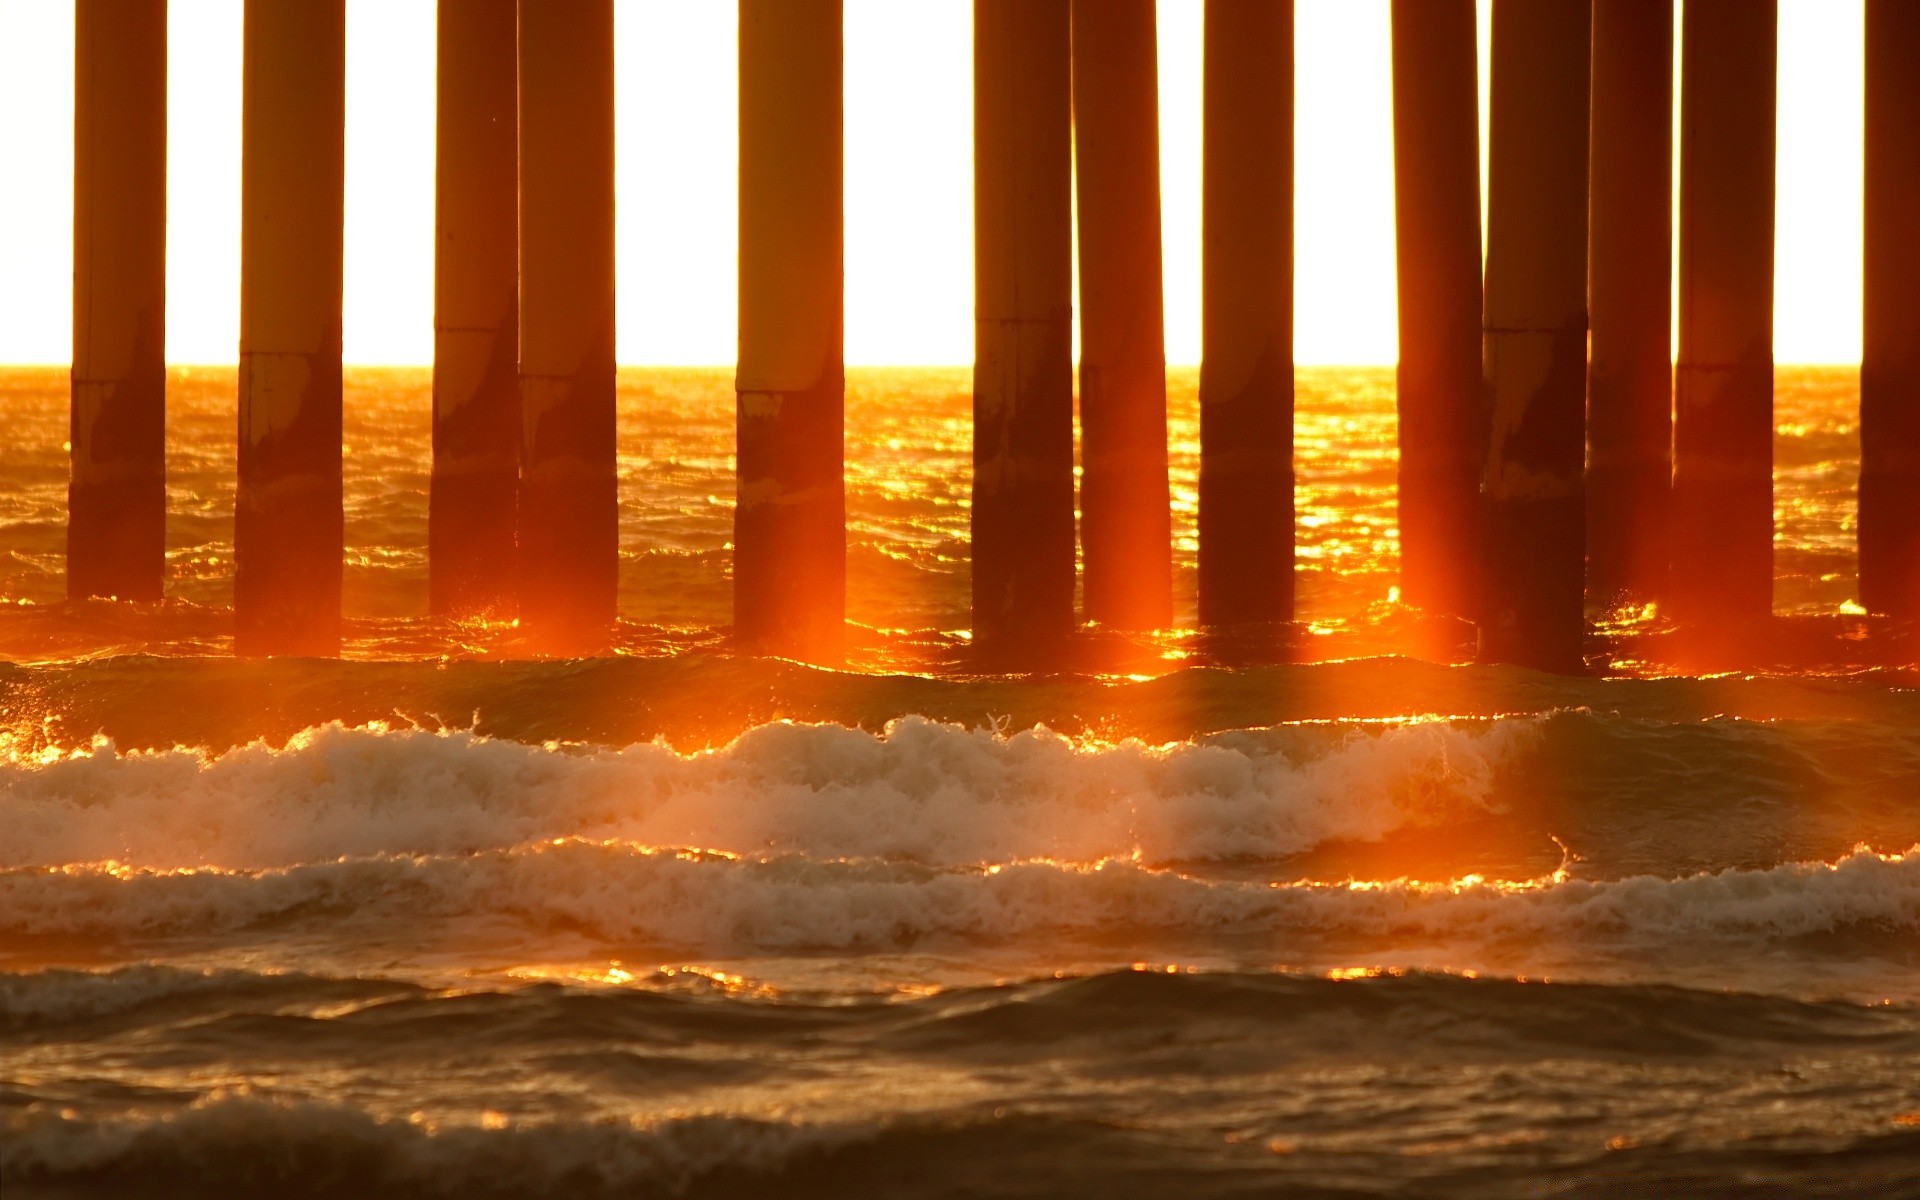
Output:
top-left (0, 717), bottom-right (1524, 871)
top-left (6, 842), bottom-right (1917, 955)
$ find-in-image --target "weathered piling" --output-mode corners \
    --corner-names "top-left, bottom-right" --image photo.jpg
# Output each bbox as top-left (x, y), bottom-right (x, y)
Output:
top-left (430, 0), bottom-right (519, 619)
top-left (736, 0), bottom-right (846, 664)
top-left (1072, 0), bottom-right (1172, 631)
top-left (70, 0), bottom-right (168, 603)
top-left (1197, 0), bottom-right (1294, 629)
top-left (1672, 0), bottom-right (1776, 624)
top-left (973, 0), bottom-right (1077, 663)
top-left (1587, 0), bottom-right (1674, 608)
top-left (1479, 0), bottom-right (1592, 672)
top-left (1861, 0), bottom-right (1920, 618)
top-left (236, 0), bottom-right (345, 657)
top-left (517, 0), bottom-right (618, 654)
top-left (1389, 0), bottom-right (1484, 619)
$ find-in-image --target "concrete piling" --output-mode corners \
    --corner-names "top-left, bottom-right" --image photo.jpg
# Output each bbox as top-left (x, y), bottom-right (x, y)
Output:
top-left (1861, 0), bottom-right (1920, 618)
top-left (1072, 0), bottom-right (1172, 632)
top-left (972, 0), bottom-right (1077, 663)
top-left (736, 0), bottom-right (847, 664)
top-left (516, 0), bottom-right (618, 655)
top-left (430, 0), bottom-right (520, 619)
top-left (1478, 0), bottom-right (1592, 673)
top-left (1671, 0), bottom-right (1776, 625)
top-left (1389, 0), bottom-right (1485, 620)
top-left (1587, 0), bottom-right (1674, 609)
top-left (235, 0), bottom-right (345, 657)
top-left (1197, 0), bottom-right (1293, 629)
top-left (38, 3), bottom-right (1853, 666)
top-left (70, 0), bottom-right (168, 604)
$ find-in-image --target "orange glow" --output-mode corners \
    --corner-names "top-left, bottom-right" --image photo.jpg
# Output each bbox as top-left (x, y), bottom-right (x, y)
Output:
top-left (0, 0), bottom-right (1871, 367)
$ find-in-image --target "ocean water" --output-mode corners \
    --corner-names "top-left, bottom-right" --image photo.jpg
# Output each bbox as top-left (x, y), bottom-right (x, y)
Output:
top-left (7, 366), bottom-right (1920, 1197)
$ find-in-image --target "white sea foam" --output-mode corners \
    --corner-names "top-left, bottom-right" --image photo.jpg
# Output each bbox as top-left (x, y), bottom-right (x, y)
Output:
top-left (0, 717), bottom-right (1524, 872)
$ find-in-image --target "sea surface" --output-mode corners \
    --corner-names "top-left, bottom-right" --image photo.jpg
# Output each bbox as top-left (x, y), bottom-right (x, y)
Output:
top-left (6, 366), bottom-right (1920, 1197)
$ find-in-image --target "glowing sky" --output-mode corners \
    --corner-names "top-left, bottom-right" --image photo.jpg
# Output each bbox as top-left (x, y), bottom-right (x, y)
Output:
top-left (0, 0), bottom-right (1864, 366)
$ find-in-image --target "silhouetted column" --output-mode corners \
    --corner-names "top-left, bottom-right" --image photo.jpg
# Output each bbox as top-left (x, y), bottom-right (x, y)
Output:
top-left (236, 0), bottom-right (344, 657)
top-left (1480, 0), bottom-right (1591, 672)
top-left (736, 0), bottom-right (846, 664)
top-left (1673, 0), bottom-right (1775, 624)
top-left (1390, 0), bottom-right (1484, 618)
top-left (1861, 0), bottom-right (1920, 618)
top-left (517, 0), bottom-right (617, 654)
top-left (430, 0), bottom-right (519, 619)
top-left (1073, 0), bottom-right (1171, 631)
top-left (1198, 0), bottom-right (1293, 628)
top-left (70, 0), bottom-right (167, 603)
top-left (1588, 0), bottom-right (1673, 608)
top-left (973, 0), bottom-right (1076, 662)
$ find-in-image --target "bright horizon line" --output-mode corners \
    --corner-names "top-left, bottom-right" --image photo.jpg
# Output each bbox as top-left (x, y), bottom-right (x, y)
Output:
top-left (0, 357), bottom-right (1871, 370)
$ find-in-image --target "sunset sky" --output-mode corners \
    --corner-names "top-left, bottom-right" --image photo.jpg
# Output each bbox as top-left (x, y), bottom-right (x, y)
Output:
top-left (0, 0), bottom-right (1864, 367)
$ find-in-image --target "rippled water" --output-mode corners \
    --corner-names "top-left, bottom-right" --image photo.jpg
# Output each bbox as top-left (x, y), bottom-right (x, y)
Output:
top-left (0, 365), bottom-right (1871, 667)
top-left (6, 366), bottom-right (1920, 1197)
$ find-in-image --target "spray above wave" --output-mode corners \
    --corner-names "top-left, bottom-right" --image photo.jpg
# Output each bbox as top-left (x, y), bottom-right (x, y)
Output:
top-left (0, 717), bottom-right (1524, 872)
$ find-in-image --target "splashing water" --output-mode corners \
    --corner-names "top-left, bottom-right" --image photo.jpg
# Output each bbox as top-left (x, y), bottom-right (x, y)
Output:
top-left (5, 366), bottom-right (1918, 1197)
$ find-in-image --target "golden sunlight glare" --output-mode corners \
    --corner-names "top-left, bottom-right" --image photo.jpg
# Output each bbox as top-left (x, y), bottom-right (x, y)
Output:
top-left (0, 0), bottom-right (1870, 366)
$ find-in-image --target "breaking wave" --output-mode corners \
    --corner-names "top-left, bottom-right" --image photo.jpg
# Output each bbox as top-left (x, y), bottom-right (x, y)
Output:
top-left (0, 717), bottom-right (1525, 871)
top-left (5, 836), bottom-right (1917, 959)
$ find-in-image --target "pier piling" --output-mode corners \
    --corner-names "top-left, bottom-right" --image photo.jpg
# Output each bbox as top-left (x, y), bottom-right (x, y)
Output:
top-left (430, 0), bottom-right (520, 619)
top-left (1197, 0), bottom-right (1294, 630)
top-left (1672, 0), bottom-right (1776, 625)
top-left (1861, 0), bottom-right (1920, 619)
top-left (1072, 0), bottom-right (1173, 632)
top-left (1389, 0), bottom-right (1485, 620)
top-left (1479, 0), bottom-right (1592, 673)
top-left (70, 0), bottom-right (168, 604)
top-left (516, 0), bottom-right (618, 655)
top-left (972, 0), bottom-right (1077, 664)
top-left (235, 0), bottom-right (345, 657)
top-left (1587, 0), bottom-right (1674, 610)
top-left (736, 0), bottom-right (846, 665)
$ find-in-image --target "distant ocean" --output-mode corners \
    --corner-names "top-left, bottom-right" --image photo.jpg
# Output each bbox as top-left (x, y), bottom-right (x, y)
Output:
top-left (7, 366), bottom-right (1920, 1198)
